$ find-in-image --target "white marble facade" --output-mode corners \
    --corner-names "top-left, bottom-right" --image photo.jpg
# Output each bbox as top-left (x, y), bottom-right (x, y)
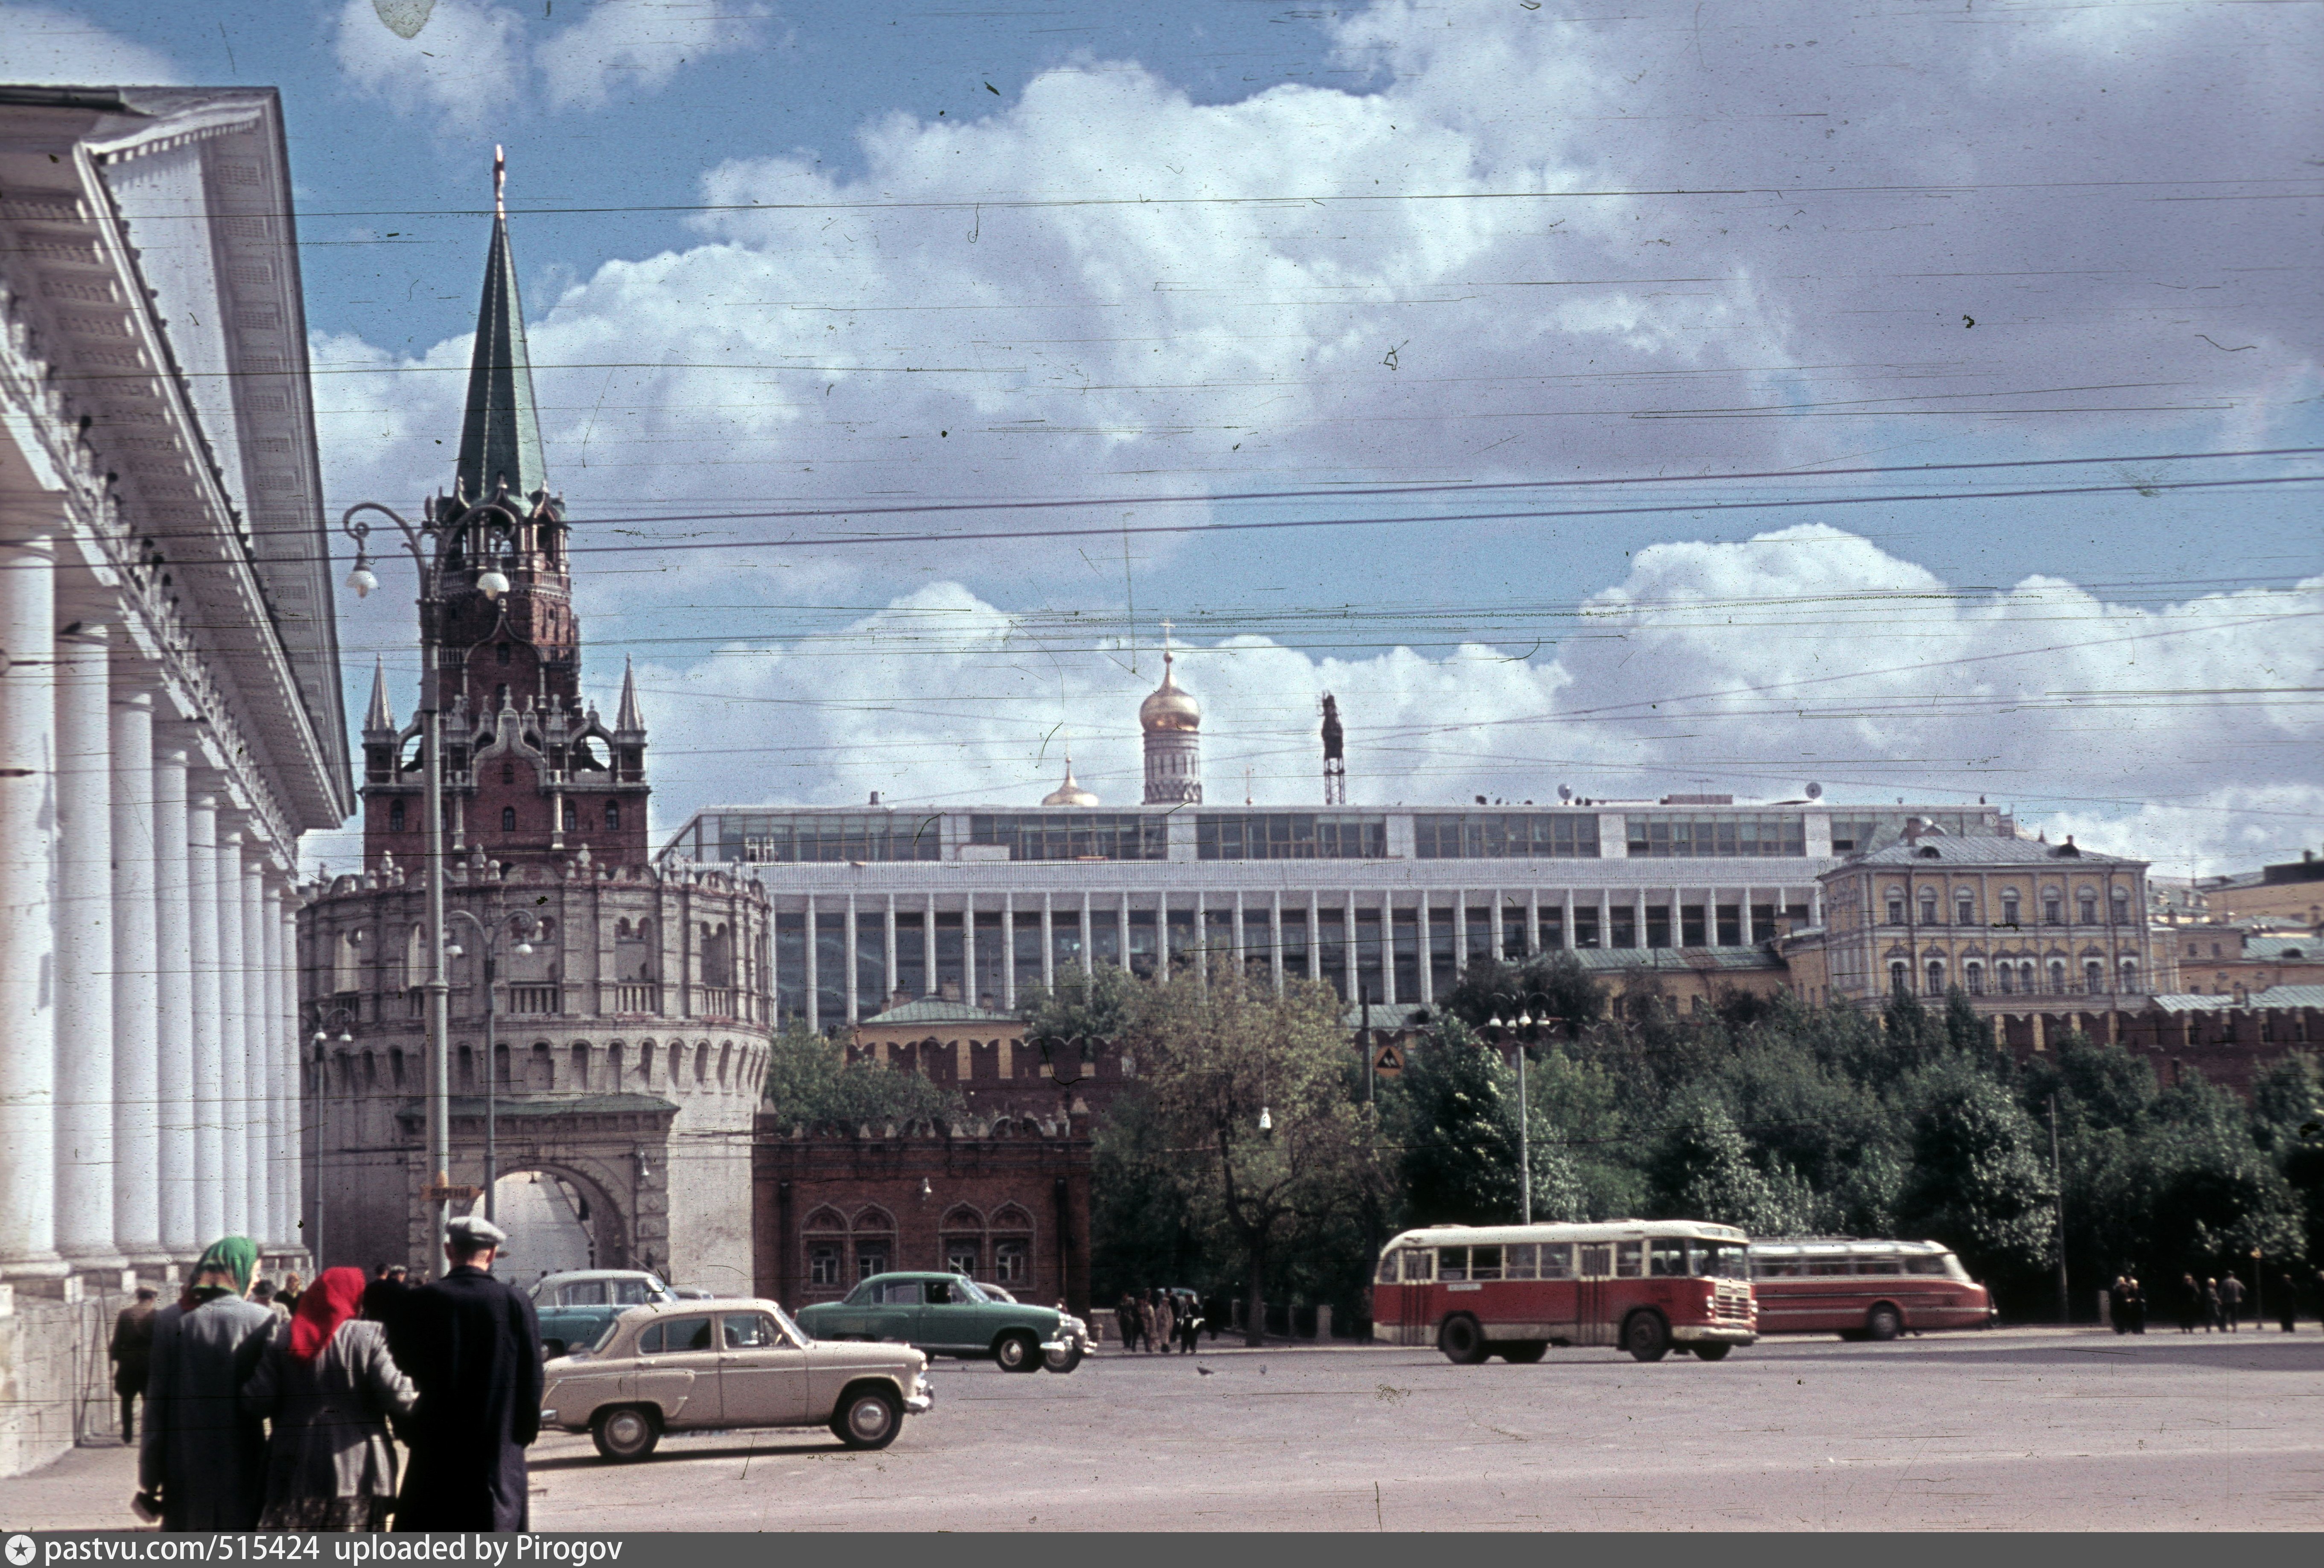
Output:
top-left (0, 88), bottom-right (350, 1280)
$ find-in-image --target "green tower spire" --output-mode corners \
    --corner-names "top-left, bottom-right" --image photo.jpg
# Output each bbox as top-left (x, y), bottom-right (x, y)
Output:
top-left (454, 146), bottom-right (547, 504)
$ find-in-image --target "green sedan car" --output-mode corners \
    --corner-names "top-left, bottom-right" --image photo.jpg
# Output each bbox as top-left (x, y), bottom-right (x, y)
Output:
top-left (794, 1272), bottom-right (1089, 1373)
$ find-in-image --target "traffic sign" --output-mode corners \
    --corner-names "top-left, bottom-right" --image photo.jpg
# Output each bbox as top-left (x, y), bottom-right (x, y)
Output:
top-left (423, 1184), bottom-right (484, 1203)
top-left (1372, 1044), bottom-right (1404, 1077)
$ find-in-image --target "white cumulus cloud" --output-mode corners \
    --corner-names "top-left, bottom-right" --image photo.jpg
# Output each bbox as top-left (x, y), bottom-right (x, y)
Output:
top-left (0, 2), bottom-right (181, 84)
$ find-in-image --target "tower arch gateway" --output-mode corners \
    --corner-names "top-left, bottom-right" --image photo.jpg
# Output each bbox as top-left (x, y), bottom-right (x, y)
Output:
top-left (301, 166), bottom-right (769, 1296)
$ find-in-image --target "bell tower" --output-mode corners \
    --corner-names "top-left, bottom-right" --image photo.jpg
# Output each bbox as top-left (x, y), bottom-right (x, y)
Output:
top-left (360, 152), bottom-right (651, 871)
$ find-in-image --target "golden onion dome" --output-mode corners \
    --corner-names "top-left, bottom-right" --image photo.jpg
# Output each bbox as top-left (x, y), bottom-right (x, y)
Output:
top-left (1041, 755), bottom-right (1099, 808)
top-left (1139, 650), bottom-right (1201, 732)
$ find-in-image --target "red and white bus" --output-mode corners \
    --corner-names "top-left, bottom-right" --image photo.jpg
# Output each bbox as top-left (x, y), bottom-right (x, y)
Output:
top-left (1748, 1239), bottom-right (1996, 1339)
top-left (1371, 1221), bottom-right (1758, 1364)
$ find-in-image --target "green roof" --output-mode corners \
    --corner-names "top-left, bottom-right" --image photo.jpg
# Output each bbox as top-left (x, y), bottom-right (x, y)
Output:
top-left (860, 997), bottom-right (1022, 1027)
top-left (455, 213), bottom-right (548, 502)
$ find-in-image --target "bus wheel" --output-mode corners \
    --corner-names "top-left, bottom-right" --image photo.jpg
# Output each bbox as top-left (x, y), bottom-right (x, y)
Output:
top-left (1497, 1341), bottom-right (1547, 1364)
top-left (1690, 1342), bottom-right (1731, 1362)
top-left (1622, 1311), bottom-right (1671, 1363)
top-left (1438, 1315), bottom-right (1489, 1365)
top-left (1866, 1305), bottom-right (1904, 1341)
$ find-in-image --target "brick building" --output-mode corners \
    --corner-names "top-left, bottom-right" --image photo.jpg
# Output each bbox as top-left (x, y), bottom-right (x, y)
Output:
top-left (847, 996), bottom-right (1139, 1121)
top-left (753, 1118), bottom-right (1092, 1317)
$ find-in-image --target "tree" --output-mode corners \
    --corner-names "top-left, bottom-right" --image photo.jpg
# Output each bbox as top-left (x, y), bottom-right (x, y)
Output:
top-left (1125, 968), bottom-right (1390, 1345)
top-left (1647, 1088), bottom-right (1814, 1235)
top-left (761, 1024), bottom-right (962, 1130)
top-left (1896, 1058), bottom-right (2057, 1283)
top-left (1435, 951), bottom-right (1604, 1039)
top-left (1394, 1019), bottom-right (1582, 1227)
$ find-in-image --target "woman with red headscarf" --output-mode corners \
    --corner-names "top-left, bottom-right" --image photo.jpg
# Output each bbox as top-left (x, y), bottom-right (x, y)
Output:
top-left (240, 1266), bottom-right (418, 1531)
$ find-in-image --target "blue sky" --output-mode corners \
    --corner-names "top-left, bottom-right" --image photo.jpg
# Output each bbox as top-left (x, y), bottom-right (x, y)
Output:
top-left (13, 0), bottom-right (2321, 874)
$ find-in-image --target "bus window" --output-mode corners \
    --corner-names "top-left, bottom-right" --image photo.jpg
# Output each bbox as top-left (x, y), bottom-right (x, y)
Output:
top-left (1614, 1241), bottom-right (1644, 1279)
top-left (1577, 1244), bottom-right (1612, 1279)
top-left (1470, 1246), bottom-right (1502, 1281)
top-left (1698, 1242), bottom-right (1749, 1280)
top-left (1860, 1256), bottom-right (1901, 1276)
top-left (1400, 1249), bottom-right (1435, 1284)
top-left (1649, 1239), bottom-right (1689, 1277)
top-left (1439, 1246), bottom-right (1469, 1282)
top-left (1807, 1258), bottom-right (1850, 1276)
top-left (1903, 1255), bottom-right (1949, 1277)
top-left (1506, 1244), bottom-right (1537, 1280)
top-left (1538, 1244), bottom-right (1574, 1280)
top-left (1375, 1251), bottom-right (1401, 1285)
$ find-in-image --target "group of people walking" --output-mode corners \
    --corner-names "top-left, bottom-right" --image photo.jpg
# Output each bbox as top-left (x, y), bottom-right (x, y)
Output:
top-left (2107, 1265), bottom-right (2312, 1334)
top-left (1114, 1288), bottom-right (1204, 1354)
top-left (115, 1215), bottom-right (546, 1533)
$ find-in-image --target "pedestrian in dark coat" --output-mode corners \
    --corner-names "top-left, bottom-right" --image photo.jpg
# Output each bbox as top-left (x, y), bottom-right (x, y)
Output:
top-left (2176, 1274), bottom-right (2201, 1333)
top-left (1115, 1294), bottom-right (1141, 1354)
top-left (1177, 1296), bottom-right (1203, 1354)
top-left (243, 1267), bottom-right (417, 1531)
top-left (2204, 1277), bottom-right (2223, 1332)
top-left (2219, 1271), bottom-right (2245, 1331)
top-left (2125, 1276), bottom-right (2147, 1334)
top-left (1135, 1291), bottom-right (1156, 1353)
top-left (2107, 1277), bottom-right (2129, 1334)
top-left (140, 1238), bottom-right (277, 1530)
top-left (392, 1216), bottom-right (544, 1533)
top-left (2277, 1270), bottom-right (2299, 1333)
top-left (111, 1288), bottom-right (158, 1441)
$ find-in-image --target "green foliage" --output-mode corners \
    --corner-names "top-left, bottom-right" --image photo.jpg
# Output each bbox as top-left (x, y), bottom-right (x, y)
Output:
top-left (1435, 952), bottom-right (1605, 1038)
top-left (1895, 1057), bottom-right (2057, 1280)
top-left (761, 1024), bottom-right (963, 1130)
top-left (1391, 1022), bottom-right (1584, 1227)
top-left (1647, 1089), bottom-right (1816, 1236)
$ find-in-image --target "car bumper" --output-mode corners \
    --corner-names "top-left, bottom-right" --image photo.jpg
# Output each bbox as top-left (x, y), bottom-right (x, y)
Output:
top-left (1671, 1325), bottom-right (1758, 1346)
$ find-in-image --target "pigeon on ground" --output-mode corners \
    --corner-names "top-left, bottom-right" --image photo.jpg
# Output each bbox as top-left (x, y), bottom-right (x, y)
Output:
top-left (1196, 1365), bottom-right (1214, 1376)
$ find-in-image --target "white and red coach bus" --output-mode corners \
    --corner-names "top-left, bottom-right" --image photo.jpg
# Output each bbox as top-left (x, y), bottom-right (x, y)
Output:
top-left (1748, 1239), bottom-right (1997, 1339)
top-left (1371, 1221), bottom-right (1758, 1364)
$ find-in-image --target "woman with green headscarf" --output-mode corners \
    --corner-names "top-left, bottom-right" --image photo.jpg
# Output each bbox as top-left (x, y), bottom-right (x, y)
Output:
top-left (139, 1237), bottom-right (276, 1530)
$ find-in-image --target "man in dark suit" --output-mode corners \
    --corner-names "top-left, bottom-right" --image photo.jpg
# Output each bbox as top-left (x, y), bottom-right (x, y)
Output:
top-left (393, 1216), bottom-right (544, 1532)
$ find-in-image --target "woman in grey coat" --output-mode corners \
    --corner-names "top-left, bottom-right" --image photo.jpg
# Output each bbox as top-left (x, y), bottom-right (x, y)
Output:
top-left (242, 1266), bottom-right (417, 1532)
top-left (140, 1237), bottom-right (277, 1530)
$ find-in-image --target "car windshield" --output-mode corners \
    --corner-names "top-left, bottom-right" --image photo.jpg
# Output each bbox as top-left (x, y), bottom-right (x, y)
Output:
top-left (1695, 1241), bottom-right (1750, 1280)
top-left (770, 1303), bottom-right (810, 1346)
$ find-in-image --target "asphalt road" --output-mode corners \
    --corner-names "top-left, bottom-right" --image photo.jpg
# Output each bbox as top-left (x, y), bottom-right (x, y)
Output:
top-left (6, 1329), bottom-right (2316, 1532)
top-left (519, 1329), bottom-right (2323, 1531)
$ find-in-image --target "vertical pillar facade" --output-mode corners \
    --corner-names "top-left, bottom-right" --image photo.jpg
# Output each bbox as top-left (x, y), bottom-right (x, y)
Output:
top-left (1417, 897), bottom-right (1433, 1006)
top-left (215, 826), bottom-right (250, 1236)
top-left (153, 744), bottom-right (197, 1254)
top-left (53, 625), bottom-right (119, 1262)
top-left (110, 684), bottom-right (162, 1261)
top-left (843, 893), bottom-right (858, 1025)
top-left (883, 896), bottom-right (898, 1001)
top-left (803, 892), bottom-right (818, 1033)
top-left (0, 530), bottom-right (60, 1271)
top-left (1269, 892), bottom-right (1284, 991)
top-left (1001, 892), bottom-right (1016, 1011)
top-left (260, 876), bottom-right (289, 1248)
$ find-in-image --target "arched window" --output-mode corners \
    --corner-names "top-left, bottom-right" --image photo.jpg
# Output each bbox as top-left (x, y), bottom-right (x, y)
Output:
top-left (803, 1208), bottom-right (848, 1288)
top-left (1920, 892), bottom-right (1940, 926)
top-left (2120, 958), bottom-right (2139, 993)
top-left (605, 799), bottom-right (621, 834)
top-left (496, 641), bottom-right (512, 666)
top-left (1889, 960), bottom-right (1909, 993)
top-left (562, 799), bottom-right (577, 833)
top-left (1886, 895), bottom-right (1906, 925)
top-left (2078, 892), bottom-right (2097, 925)
top-left (389, 798), bottom-right (406, 834)
top-left (2048, 960), bottom-right (2067, 994)
top-left (851, 1207), bottom-right (896, 1282)
top-left (2001, 892), bottom-right (2021, 927)
top-left (1997, 962), bottom-right (2015, 995)
top-left (2020, 961), bottom-right (2037, 994)
top-left (1965, 962), bottom-right (1984, 996)
top-left (1926, 959), bottom-right (1945, 996)
top-left (1956, 892), bottom-right (1975, 926)
top-left (2111, 892), bottom-right (2129, 925)
top-left (2084, 960), bottom-right (2103, 994)
top-left (501, 806), bottom-right (517, 833)
top-left (990, 1204), bottom-right (1034, 1287)
top-left (2043, 895), bottom-right (2062, 927)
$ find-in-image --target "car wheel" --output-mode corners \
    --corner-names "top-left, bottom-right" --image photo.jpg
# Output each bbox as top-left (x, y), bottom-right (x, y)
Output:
top-left (1691, 1342), bottom-right (1732, 1362)
top-left (1438, 1314), bottom-right (1489, 1365)
top-left (1043, 1343), bottom-right (1084, 1374)
top-left (831, 1386), bottom-right (902, 1451)
top-left (1496, 1341), bottom-right (1547, 1364)
top-left (993, 1330), bottom-right (1042, 1373)
top-left (591, 1405), bottom-right (660, 1463)
top-left (1866, 1304), bottom-right (1904, 1341)
top-left (1623, 1311), bottom-right (1671, 1363)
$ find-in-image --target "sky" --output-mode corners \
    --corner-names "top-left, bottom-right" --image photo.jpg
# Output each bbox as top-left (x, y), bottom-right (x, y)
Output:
top-left (9, 0), bottom-right (2321, 878)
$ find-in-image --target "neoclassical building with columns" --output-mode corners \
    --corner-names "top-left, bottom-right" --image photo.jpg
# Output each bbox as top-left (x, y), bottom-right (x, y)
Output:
top-left (0, 87), bottom-right (349, 1472)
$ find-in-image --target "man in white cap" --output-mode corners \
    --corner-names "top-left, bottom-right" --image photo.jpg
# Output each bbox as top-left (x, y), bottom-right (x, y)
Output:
top-left (392, 1215), bottom-right (544, 1531)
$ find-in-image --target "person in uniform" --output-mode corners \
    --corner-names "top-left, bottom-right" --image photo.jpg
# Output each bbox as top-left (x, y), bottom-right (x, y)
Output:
top-left (392, 1215), bottom-right (544, 1532)
top-left (139, 1238), bottom-right (277, 1530)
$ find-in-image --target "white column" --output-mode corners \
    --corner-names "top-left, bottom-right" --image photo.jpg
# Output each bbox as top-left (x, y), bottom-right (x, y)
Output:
top-left (186, 789), bottom-right (225, 1243)
top-left (1002, 892), bottom-right (1016, 1011)
top-left (54, 624), bottom-right (120, 1263)
top-left (1155, 893), bottom-right (1170, 973)
top-left (1597, 890), bottom-right (1612, 950)
top-left (962, 890), bottom-right (976, 1003)
top-left (239, 842), bottom-right (271, 1243)
top-left (1528, 889), bottom-right (1540, 956)
top-left (1343, 889), bottom-right (1357, 999)
top-left (883, 896), bottom-right (898, 1003)
top-left (1041, 892), bottom-right (1055, 991)
top-left (275, 891), bottom-right (301, 1256)
top-left (803, 892), bottom-right (818, 1032)
top-left (215, 826), bottom-right (250, 1236)
top-left (1306, 890), bottom-right (1320, 981)
top-left (1079, 892), bottom-right (1093, 976)
top-left (261, 876), bottom-right (290, 1248)
top-left (0, 529), bottom-right (61, 1272)
top-left (1193, 891), bottom-right (1206, 982)
top-left (1452, 894), bottom-right (1468, 977)
top-left (153, 743), bottom-right (197, 1255)
top-left (1633, 888), bottom-right (1647, 951)
top-left (1380, 896), bottom-right (1396, 1006)
top-left (110, 684), bottom-right (162, 1261)
top-left (923, 894), bottom-right (937, 996)
top-left (1489, 891), bottom-right (1504, 964)
top-left (1269, 891), bottom-right (1284, 992)
top-left (1231, 891), bottom-right (1245, 976)
top-left (1418, 896), bottom-right (1433, 1005)
top-left (1562, 889), bottom-right (1576, 950)
top-left (1114, 893), bottom-right (1127, 973)
top-left (844, 893), bottom-right (859, 1024)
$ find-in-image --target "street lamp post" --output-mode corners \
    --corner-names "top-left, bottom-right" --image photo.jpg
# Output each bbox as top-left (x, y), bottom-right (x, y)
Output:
top-left (341, 500), bottom-right (514, 1256)
top-left (307, 1005), bottom-right (357, 1271)
top-left (444, 907), bottom-right (540, 1224)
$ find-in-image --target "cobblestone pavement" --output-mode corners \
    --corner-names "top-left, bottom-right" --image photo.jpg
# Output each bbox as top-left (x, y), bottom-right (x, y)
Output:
top-left (7, 1329), bottom-right (2320, 1532)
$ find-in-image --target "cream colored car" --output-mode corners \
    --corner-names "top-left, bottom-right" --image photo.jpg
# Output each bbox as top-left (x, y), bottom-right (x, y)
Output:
top-left (541, 1297), bottom-right (933, 1460)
